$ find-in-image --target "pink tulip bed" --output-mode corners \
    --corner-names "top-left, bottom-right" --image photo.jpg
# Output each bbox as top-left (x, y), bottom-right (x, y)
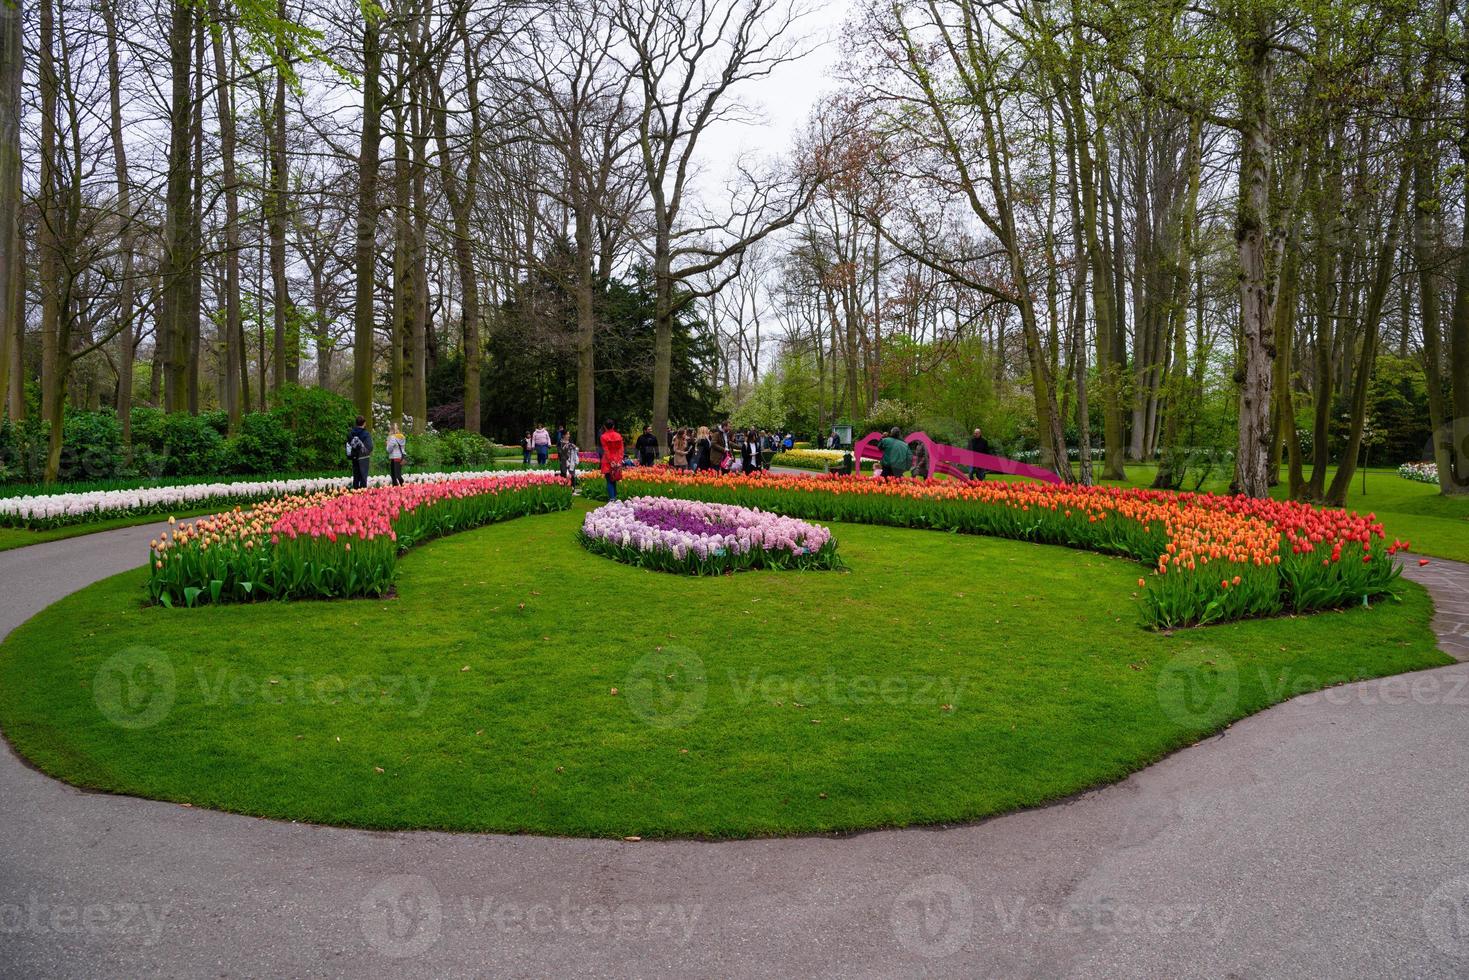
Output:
top-left (147, 472), bottom-right (571, 606)
top-left (578, 496), bottom-right (844, 574)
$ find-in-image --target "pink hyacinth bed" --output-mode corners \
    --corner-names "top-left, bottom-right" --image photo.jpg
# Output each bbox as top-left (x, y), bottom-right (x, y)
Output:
top-left (578, 496), bottom-right (844, 574)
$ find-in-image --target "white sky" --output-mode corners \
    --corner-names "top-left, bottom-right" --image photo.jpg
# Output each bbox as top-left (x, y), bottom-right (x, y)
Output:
top-left (696, 0), bottom-right (850, 182)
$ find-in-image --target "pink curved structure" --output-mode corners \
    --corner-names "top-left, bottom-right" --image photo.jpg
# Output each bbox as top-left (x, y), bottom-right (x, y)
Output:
top-left (851, 431), bottom-right (1063, 485)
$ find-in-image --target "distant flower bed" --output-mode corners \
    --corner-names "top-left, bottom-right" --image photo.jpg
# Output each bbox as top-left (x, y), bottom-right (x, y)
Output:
top-left (0, 470), bottom-right (519, 529)
top-left (772, 448), bottom-right (846, 470)
top-left (147, 473), bottom-right (571, 606)
top-left (1399, 461), bottom-right (1438, 484)
top-left (578, 496), bottom-right (843, 574)
top-left (581, 468), bottom-right (1406, 628)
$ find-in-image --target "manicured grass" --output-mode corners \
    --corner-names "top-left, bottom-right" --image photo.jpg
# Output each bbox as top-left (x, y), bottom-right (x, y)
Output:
top-left (0, 502), bottom-right (1447, 838)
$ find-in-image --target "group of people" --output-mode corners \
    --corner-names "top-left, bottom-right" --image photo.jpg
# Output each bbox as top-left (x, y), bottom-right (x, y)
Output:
top-left (662, 424), bottom-right (795, 475)
top-left (347, 414), bottom-right (996, 491)
top-left (345, 415), bottom-right (408, 489)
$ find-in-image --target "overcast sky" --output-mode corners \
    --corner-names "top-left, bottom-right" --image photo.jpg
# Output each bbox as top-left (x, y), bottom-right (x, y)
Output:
top-left (696, 0), bottom-right (850, 182)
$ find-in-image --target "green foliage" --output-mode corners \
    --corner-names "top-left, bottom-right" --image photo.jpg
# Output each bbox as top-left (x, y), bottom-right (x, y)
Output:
top-left (0, 412), bottom-right (126, 482)
top-left (269, 383), bottom-right (356, 470)
top-left (728, 374), bottom-right (789, 432)
top-left (1366, 355), bottom-right (1431, 464)
top-left (62, 411), bottom-right (127, 480)
top-left (160, 413), bottom-right (226, 476)
top-left (225, 413), bottom-right (296, 475)
top-left (859, 398), bottom-right (917, 437)
top-left (480, 252), bottom-right (718, 441)
top-left (436, 430), bottom-right (495, 467)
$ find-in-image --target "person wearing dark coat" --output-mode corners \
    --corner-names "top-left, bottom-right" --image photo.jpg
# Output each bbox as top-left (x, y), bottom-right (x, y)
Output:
top-left (635, 426), bottom-right (660, 467)
top-left (968, 427), bottom-right (992, 480)
top-left (346, 416), bottom-right (374, 489)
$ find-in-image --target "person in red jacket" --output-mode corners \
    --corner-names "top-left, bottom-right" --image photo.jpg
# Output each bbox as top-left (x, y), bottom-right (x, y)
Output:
top-left (599, 419), bottom-right (625, 501)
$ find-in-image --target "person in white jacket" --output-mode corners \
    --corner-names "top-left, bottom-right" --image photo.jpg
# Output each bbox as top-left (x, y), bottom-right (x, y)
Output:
top-left (386, 425), bottom-right (407, 485)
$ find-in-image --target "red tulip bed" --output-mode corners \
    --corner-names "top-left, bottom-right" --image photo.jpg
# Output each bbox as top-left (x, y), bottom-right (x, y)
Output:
top-left (147, 472), bottom-right (571, 606)
top-left (582, 469), bottom-right (1408, 628)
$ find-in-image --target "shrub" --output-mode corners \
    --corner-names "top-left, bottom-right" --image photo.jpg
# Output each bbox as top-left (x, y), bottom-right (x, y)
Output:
top-left (226, 413), bottom-right (296, 475)
top-left (129, 407), bottom-right (167, 457)
top-left (160, 412), bottom-right (226, 475)
top-left (62, 411), bottom-right (127, 481)
top-left (270, 384), bottom-right (357, 470)
top-left (437, 429), bottom-right (495, 467)
top-left (859, 398), bottom-right (917, 438)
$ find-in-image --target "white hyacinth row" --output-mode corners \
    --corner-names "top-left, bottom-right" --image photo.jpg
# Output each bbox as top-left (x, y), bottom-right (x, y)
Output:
top-left (0, 470), bottom-right (513, 528)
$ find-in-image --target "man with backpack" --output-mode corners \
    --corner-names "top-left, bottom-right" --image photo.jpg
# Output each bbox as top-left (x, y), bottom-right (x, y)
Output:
top-left (346, 415), bottom-right (374, 489)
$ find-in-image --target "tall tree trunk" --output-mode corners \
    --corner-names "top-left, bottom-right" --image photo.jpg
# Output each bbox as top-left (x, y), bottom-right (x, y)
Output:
top-left (410, 79), bottom-right (428, 433)
top-left (39, 0), bottom-right (63, 479)
top-left (186, 14), bottom-right (203, 414)
top-left (269, 0), bottom-right (292, 393)
top-left (1326, 166), bottom-right (1410, 505)
top-left (1153, 116), bottom-right (1203, 490)
top-left (650, 241), bottom-right (673, 448)
top-left (100, 0), bottom-right (138, 444)
top-left (351, 13), bottom-right (381, 420)
top-left (208, 0), bottom-right (242, 429)
top-left (1446, 63), bottom-right (1469, 492)
top-left (161, 0), bottom-right (194, 412)
top-left (1233, 17), bottom-right (1277, 498)
top-left (0, 0), bottom-right (19, 421)
top-left (393, 112), bottom-right (414, 430)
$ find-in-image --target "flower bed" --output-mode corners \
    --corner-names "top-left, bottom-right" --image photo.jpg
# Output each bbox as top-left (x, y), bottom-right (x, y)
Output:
top-left (579, 496), bottom-right (842, 574)
top-left (148, 473), bottom-right (571, 606)
top-left (0, 469), bottom-right (530, 530)
top-left (580, 468), bottom-right (1407, 628)
top-left (1399, 461), bottom-right (1438, 484)
top-left (771, 448), bottom-right (847, 470)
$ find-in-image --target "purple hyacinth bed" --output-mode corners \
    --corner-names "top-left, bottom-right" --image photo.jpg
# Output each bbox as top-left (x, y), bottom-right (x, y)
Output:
top-left (578, 496), bottom-right (844, 574)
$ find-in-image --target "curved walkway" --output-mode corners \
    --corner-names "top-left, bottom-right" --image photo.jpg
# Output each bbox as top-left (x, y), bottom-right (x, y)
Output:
top-left (1, 527), bottom-right (1467, 977)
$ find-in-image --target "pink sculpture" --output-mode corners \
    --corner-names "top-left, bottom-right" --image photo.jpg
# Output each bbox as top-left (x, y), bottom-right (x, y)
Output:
top-left (851, 431), bottom-right (1063, 485)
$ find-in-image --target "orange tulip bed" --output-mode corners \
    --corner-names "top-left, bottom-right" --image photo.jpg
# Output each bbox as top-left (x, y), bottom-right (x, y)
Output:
top-left (582, 468), bottom-right (1408, 628)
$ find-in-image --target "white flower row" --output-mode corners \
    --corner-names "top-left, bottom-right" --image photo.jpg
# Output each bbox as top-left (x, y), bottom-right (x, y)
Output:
top-left (1399, 461), bottom-right (1438, 484)
top-left (0, 470), bottom-right (514, 528)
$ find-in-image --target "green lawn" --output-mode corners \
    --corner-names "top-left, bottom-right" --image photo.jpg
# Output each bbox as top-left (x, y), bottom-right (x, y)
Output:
top-left (0, 502), bottom-right (1446, 838)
